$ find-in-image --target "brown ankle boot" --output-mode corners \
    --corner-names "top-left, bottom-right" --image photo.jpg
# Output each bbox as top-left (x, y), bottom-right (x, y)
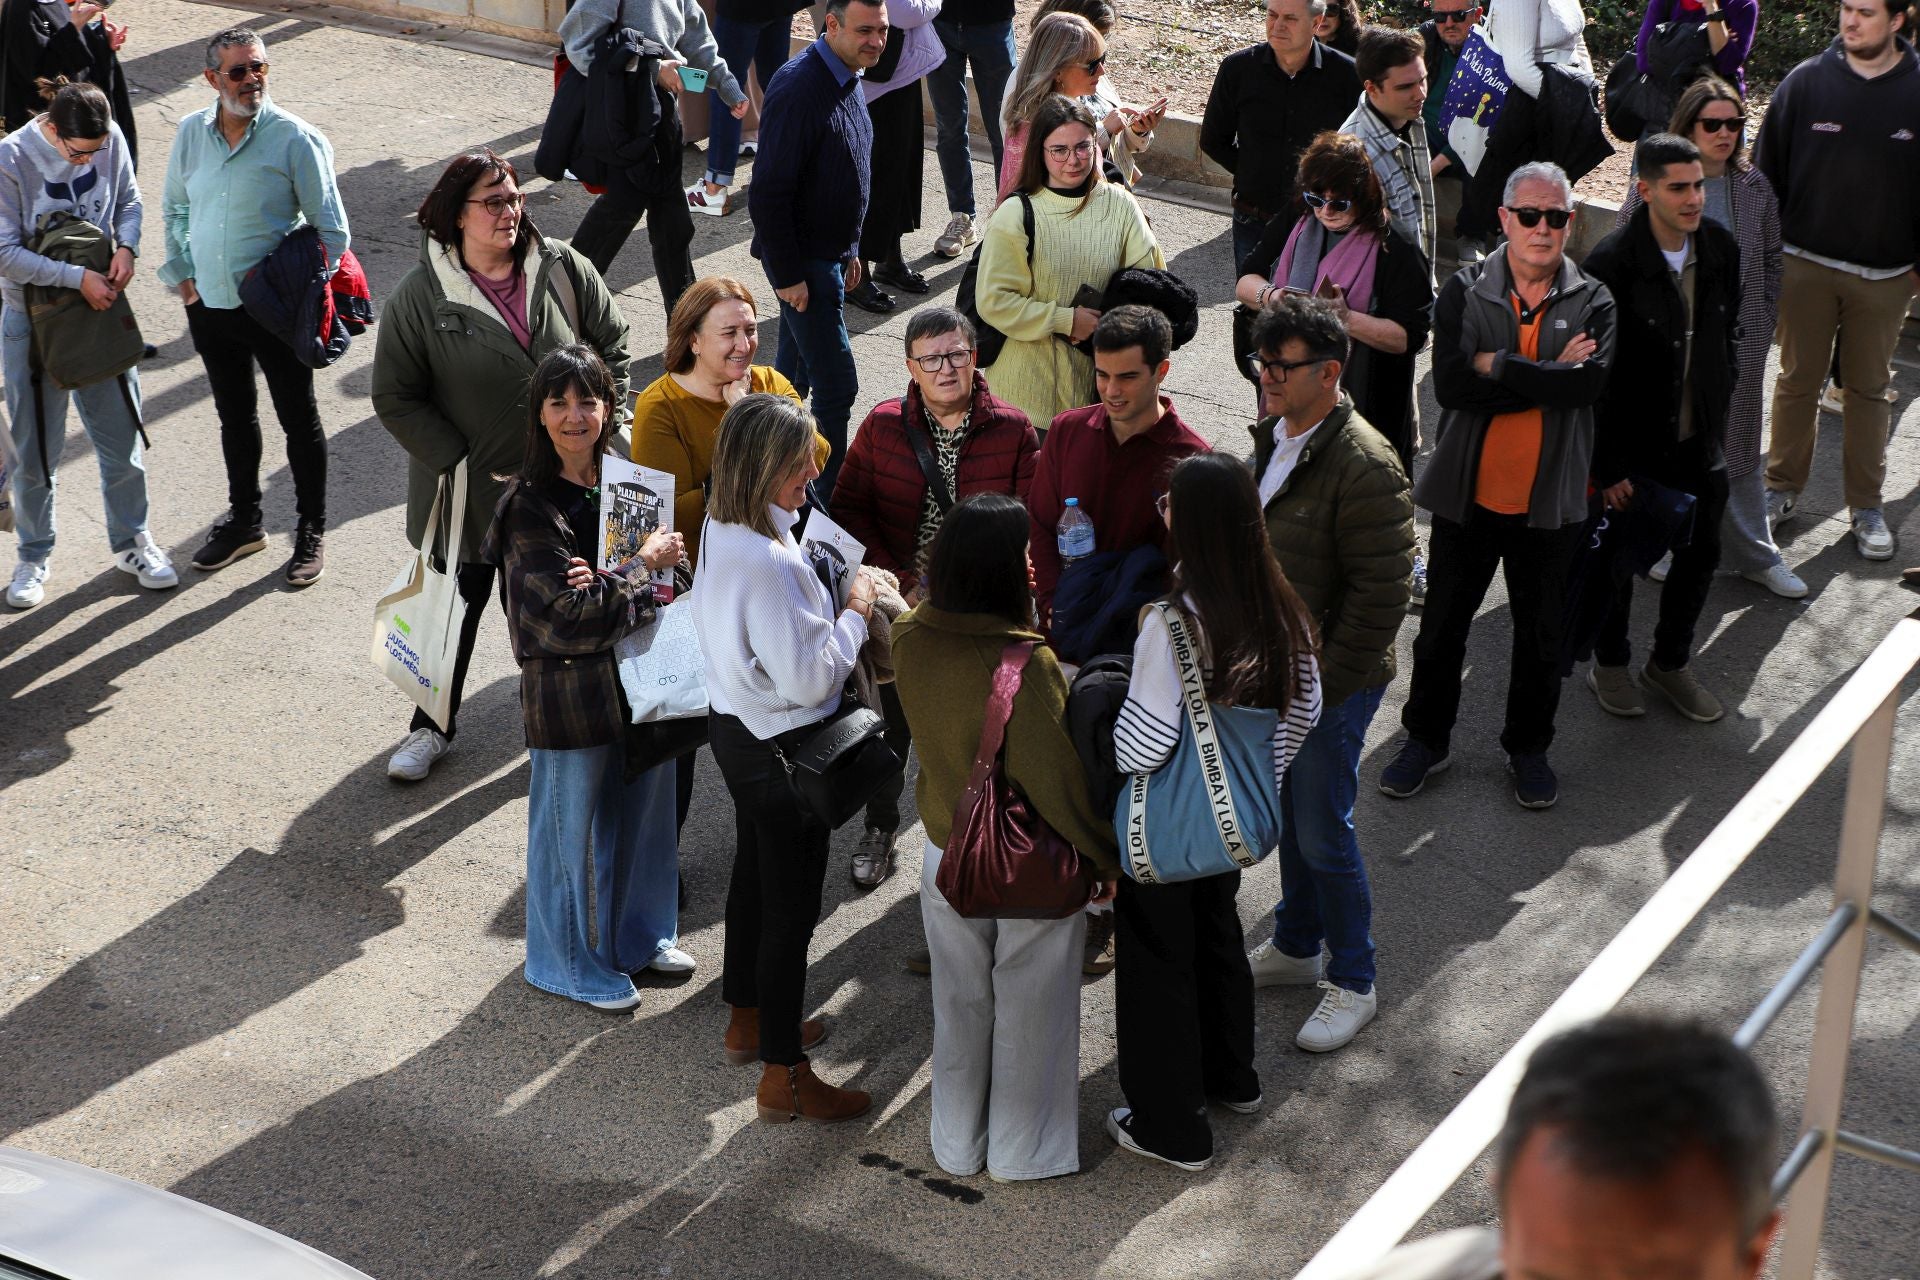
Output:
top-left (723, 1006), bottom-right (829, 1065)
top-left (755, 1057), bottom-right (871, 1125)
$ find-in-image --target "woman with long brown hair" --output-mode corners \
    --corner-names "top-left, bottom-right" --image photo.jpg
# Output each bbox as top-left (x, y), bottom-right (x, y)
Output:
top-left (1107, 451), bottom-right (1321, 1172)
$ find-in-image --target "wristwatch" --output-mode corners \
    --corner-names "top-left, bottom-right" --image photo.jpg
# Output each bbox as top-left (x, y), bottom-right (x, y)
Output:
top-left (1704, 8), bottom-right (1727, 22)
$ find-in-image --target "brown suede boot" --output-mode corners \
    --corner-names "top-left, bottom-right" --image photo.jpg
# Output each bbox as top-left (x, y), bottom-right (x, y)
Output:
top-left (723, 1006), bottom-right (828, 1065)
top-left (755, 1058), bottom-right (871, 1125)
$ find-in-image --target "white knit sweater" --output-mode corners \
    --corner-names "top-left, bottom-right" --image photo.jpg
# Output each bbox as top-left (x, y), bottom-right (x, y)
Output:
top-left (692, 505), bottom-right (867, 740)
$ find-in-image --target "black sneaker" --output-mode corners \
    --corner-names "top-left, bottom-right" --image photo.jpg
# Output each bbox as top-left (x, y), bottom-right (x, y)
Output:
top-left (191, 512), bottom-right (267, 571)
top-left (1508, 752), bottom-right (1558, 809)
top-left (286, 521), bottom-right (325, 587)
top-left (1105, 1107), bottom-right (1211, 1172)
top-left (1379, 737), bottom-right (1450, 798)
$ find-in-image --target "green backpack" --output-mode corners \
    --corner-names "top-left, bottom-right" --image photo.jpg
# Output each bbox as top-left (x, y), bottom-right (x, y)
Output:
top-left (24, 211), bottom-right (145, 390)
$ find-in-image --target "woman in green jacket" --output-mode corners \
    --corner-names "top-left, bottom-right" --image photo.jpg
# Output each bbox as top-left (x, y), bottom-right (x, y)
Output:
top-left (892, 492), bottom-right (1119, 1182)
top-left (371, 148), bottom-right (630, 782)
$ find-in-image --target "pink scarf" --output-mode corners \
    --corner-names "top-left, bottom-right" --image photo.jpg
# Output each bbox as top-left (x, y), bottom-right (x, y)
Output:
top-left (1272, 216), bottom-right (1382, 311)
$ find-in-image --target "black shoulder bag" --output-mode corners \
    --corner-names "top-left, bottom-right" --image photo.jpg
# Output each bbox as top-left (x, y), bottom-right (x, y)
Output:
top-left (956, 193), bottom-right (1034, 368)
top-left (901, 397), bottom-right (954, 514)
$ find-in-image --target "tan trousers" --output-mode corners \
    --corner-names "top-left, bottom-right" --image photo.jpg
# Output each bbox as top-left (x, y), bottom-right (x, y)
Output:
top-left (1766, 255), bottom-right (1918, 509)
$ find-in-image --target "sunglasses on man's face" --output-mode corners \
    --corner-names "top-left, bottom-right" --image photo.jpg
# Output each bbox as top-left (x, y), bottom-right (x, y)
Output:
top-left (1302, 192), bottom-right (1354, 213)
top-left (1505, 206), bottom-right (1572, 230)
top-left (221, 60), bottom-right (269, 82)
top-left (1433, 9), bottom-right (1477, 22)
top-left (1697, 115), bottom-right (1747, 133)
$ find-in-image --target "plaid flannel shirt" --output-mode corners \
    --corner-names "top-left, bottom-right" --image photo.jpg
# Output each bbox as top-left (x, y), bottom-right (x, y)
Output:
top-left (1342, 95), bottom-right (1437, 286)
top-left (481, 477), bottom-right (653, 751)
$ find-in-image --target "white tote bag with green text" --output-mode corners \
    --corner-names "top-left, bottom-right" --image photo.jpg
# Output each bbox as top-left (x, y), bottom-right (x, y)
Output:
top-left (370, 461), bottom-right (469, 731)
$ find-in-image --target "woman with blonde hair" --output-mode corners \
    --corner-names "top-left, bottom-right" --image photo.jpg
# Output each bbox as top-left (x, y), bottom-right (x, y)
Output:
top-left (995, 13), bottom-right (1107, 202)
top-left (976, 94), bottom-right (1163, 431)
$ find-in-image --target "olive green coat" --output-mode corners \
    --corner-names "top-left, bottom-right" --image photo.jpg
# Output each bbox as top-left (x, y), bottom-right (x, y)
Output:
top-left (1250, 396), bottom-right (1415, 710)
top-left (371, 227), bottom-right (631, 563)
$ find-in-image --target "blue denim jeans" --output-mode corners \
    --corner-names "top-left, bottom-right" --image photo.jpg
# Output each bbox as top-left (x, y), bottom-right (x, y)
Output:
top-left (926, 18), bottom-right (1016, 216)
top-left (525, 744), bottom-right (680, 1004)
top-left (1272, 684), bottom-right (1384, 995)
top-left (771, 257), bottom-right (856, 502)
top-left (704, 14), bottom-right (794, 186)
top-left (3, 303), bottom-right (148, 564)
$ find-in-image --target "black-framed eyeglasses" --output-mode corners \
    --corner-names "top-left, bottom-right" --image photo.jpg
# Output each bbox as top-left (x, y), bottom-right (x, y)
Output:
top-left (221, 60), bottom-right (269, 82)
top-left (1697, 115), bottom-right (1747, 134)
top-left (1505, 205), bottom-right (1572, 229)
top-left (467, 192), bottom-right (527, 217)
top-left (1244, 353), bottom-right (1327, 380)
top-left (56, 136), bottom-right (105, 160)
top-left (1432, 8), bottom-right (1478, 22)
top-left (1303, 192), bottom-right (1354, 213)
top-left (911, 348), bottom-right (975, 372)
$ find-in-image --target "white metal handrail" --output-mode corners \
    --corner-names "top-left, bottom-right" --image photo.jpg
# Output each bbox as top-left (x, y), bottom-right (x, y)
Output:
top-left (1294, 612), bottom-right (1920, 1280)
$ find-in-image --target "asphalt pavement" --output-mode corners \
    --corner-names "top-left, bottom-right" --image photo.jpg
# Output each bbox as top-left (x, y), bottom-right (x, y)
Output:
top-left (2, 2), bottom-right (1918, 1276)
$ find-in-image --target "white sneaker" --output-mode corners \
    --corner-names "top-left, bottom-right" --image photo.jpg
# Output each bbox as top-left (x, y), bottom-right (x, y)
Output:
top-left (685, 181), bottom-right (730, 217)
top-left (7, 559), bottom-right (48, 609)
top-left (1852, 507), bottom-right (1895, 560)
top-left (113, 531), bottom-right (178, 589)
top-left (648, 946), bottom-right (697, 974)
top-left (1248, 938), bottom-right (1324, 988)
top-left (738, 133), bottom-right (758, 159)
top-left (1647, 551), bottom-right (1672, 582)
top-left (1741, 562), bottom-right (1809, 598)
top-left (587, 990), bottom-right (641, 1012)
top-left (1764, 489), bottom-right (1799, 533)
top-left (933, 212), bottom-right (978, 258)
top-left (1819, 380), bottom-right (1845, 415)
top-left (1295, 979), bottom-right (1377, 1052)
top-left (387, 726), bottom-right (452, 781)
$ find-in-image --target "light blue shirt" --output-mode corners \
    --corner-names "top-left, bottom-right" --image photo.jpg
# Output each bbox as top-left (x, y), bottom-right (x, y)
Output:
top-left (157, 98), bottom-right (349, 311)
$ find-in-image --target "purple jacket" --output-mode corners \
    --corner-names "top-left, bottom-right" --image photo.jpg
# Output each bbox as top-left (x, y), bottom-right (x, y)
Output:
top-left (862, 0), bottom-right (944, 102)
top-left (1634, 0), bottom-right (1756, 94)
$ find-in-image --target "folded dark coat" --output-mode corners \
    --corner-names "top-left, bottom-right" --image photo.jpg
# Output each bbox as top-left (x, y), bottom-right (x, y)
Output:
top-left (1050, 543), bottom-right (1168, 667)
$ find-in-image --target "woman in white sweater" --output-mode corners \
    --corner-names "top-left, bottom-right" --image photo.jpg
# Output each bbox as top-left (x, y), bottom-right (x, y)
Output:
top-left (1108, 452), bottom-right (1321, 1173)
top-left (692, 393), bottom-right (878, 1125)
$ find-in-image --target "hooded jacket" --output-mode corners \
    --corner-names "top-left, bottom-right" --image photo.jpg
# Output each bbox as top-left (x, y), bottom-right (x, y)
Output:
top-left (1417, 248), bottom-right (1616, 531)
top-left (371, 226), bottom-right (630, 563)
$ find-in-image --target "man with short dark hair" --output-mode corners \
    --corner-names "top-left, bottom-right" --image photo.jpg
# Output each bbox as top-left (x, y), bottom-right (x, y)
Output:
top-left (830, 305), bottom-right (1039, 888)
top-left (1201, 0), bottom-right (1360, 268)
top-left (1244, 295), bottom-right (1412, 1053)
top-left (1755, 0), bottom-right (1920, 561)
top-left (1383, 161), bottom-right (1614, 810)
top-left (1581, 134), bottom-right (1741, 725)
top-left (1339, 1015), bottom-right (1780, 1280)
top-left (159, 28), bottom-right (348, 587)
top-left (749, 0), bottom-right (888, 503)
top-left (1343, 25), bottom-right (1436, 270)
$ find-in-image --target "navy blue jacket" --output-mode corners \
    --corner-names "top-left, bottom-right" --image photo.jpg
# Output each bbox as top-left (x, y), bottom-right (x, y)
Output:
top-left (749, 39), bottom-right (872, 289)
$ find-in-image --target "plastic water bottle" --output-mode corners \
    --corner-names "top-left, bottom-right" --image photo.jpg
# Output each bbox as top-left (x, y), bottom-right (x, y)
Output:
top-left (1057, 497), bottom-right (1095, 564)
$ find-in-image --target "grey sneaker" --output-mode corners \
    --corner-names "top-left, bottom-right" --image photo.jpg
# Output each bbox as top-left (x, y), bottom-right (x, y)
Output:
top-left (1587, 664), bottom-right (1645, 718)
top-left (1640, 660), bottom-right (1724, 723)
top-left (1764, 489), bottom-right (1799, 534)
top-left (933, 212), bottom-right (977, 259)
top-left (850, 827), bottom-right (897, 889)
top-left (1851, 507), bottom-right (1895, 561)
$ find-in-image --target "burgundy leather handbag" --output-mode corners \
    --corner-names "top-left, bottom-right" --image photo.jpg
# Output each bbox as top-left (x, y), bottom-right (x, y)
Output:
top-left (935, 642), bottom-right (1093, 919)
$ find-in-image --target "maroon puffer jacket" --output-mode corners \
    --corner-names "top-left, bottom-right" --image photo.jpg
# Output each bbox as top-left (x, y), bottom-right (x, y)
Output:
top-left (832, 374), bottom-right (1040, 596)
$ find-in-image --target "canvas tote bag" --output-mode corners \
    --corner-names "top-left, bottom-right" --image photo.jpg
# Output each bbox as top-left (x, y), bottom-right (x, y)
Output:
top-left (369, 462), bottom-right (469, 732)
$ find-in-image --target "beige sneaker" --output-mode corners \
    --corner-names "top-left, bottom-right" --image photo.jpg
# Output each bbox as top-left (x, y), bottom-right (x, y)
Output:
top-left (1640, 660), bottom-right (1724, 723)
top-left (1587, 664), bottom-right (1645, 718)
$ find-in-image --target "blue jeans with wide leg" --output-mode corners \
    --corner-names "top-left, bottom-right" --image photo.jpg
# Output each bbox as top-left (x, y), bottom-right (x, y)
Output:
top-left (1272, 684), bottom-right (1383, 995)
top-left (925, 18), bottom-right (1016, 216)
top-left (524, 744), bottom-right (679, 1005)
top-left (771, 256), bottom-right (856, 503)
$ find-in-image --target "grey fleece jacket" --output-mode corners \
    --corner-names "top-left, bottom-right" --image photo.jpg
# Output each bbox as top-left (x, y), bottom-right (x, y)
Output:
top-left (0, 116), bottom-right (140, 313)
top-left (1416, 249), bottom-right (1617, 531)
top-left (559, 0), bottom-right (745, 104)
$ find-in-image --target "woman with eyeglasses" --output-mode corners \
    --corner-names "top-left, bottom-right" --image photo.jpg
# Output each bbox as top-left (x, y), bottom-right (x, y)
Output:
top-left (1615, 76), bottom-right (1803, 599)
top-left (995, 13), bottom-right (1109, 203)
top-left (1235, 131), bottom-right (1433, 476)
top-left (977, 94), bottom-right (1164, 433)
top-left (372, 148), bottom-right (632, 782)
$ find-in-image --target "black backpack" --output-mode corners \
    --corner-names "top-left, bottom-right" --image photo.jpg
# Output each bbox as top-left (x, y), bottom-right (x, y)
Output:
top-left (955, 193), bottom-right (1033, 368)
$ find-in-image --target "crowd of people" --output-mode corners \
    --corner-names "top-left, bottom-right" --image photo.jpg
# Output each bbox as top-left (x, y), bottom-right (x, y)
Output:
top-left (0, 0), bottom-right (1915, 1230)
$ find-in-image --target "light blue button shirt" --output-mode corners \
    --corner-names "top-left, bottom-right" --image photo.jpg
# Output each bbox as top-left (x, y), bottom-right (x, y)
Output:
top-left (157, 97), bottom-right (349, 311)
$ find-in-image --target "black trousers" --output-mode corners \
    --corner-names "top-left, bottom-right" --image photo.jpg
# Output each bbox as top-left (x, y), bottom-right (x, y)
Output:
top-left (864, 682), bottom-right (914, 832)
top-left (710, 711), bottom-right (831, 1066)
top-left (408, 562), bottom-right (496, 740)
top-left (1403, 506), bottom-right (1584, 756)
top-left (860, 84), bottom-right (926, 266)
top-left (185, 301), bottom-right (327, 528)
top-left (1595, 447), bottom-right (1729, 672)
top-left (1114, 871), bottom-right (1258, 1164)
top-left (570, 112), bottom-right (696, 316)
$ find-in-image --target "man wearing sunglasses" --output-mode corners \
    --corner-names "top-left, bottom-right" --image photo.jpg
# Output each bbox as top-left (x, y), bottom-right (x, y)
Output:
top-left (1383, 161), bottom-right (1614, 811)
top-left (829, 305), bottom-right (1040, 892)
top-left (158, 28), bottom-right (349, 587)
top-left (1417, 3), bottom-right (1480, 185)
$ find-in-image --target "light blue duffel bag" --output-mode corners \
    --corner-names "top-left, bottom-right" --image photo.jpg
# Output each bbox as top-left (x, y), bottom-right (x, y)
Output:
top-left (1113, 602), bottom-right (1284, 884)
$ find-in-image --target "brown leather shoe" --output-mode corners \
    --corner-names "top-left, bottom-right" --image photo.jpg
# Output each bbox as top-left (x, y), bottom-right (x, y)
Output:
top-left (756, 1058), bottom-right (871, 1125)
top-left (1083, 911), bottom-right (1116, 977)
top-left (723, 1006), bottom-right (828, 1065)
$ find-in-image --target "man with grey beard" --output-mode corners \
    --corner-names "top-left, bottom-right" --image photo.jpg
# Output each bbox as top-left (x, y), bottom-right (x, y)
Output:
top-left (159, 27), bottom-right (349, 587)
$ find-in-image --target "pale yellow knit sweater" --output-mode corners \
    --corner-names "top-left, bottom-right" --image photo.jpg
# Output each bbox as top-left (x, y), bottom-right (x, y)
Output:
top-left (976, 184), bottom-right (1164, 432)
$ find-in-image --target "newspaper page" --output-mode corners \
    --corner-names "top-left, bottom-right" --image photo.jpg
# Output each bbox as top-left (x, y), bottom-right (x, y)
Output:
top-left (599, 455), bottom-right (677, 604)
top-left (799, 508), bottom-right (867, 610)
